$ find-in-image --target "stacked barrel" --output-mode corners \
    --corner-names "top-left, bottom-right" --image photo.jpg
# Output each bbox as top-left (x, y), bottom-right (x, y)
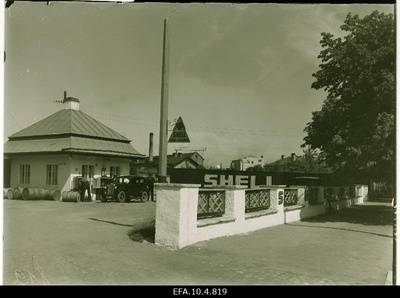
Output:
top-left (3, 187), bottom-right (61, 201)
top-left (3, 187), bottom-right (84, 203)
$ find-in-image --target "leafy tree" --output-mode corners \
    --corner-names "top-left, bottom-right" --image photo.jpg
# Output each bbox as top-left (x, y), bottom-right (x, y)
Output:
top-left (259, 147), bottom-right (331, 173)
top-left (246, 164), bottom-right (265, 172)
top-left (303, 11), bottom-right (395, 184)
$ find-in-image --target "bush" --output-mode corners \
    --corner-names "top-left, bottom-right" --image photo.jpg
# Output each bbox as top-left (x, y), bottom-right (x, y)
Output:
top-left (128, 219), bottom-right (155, 243)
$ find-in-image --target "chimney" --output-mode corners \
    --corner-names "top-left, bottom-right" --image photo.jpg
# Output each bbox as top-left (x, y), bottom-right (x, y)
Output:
top-left (63, 91), bottom-right (80, 110)
top-left (149, 133), bottom-right (154, 162)
top-left (291, 153), bottom-right (296, 161)
top-left (281, 155), bottom-right (285, 160)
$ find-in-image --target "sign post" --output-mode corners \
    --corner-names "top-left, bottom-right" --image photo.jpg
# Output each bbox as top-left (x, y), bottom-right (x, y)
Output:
top-left (158, 19), bottom-right (170, 183)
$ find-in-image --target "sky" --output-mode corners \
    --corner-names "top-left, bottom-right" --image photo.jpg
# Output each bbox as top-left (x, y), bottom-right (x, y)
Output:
top-left (2, 1), bottom-right (395, 168)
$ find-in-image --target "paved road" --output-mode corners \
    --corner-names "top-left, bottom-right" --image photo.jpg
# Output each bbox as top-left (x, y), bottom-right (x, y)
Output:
top-left (3, 200), bottom-right (393, 285)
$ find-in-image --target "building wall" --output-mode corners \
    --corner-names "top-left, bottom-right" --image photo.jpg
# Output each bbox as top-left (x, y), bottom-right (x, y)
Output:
top-left (231, 156), bottom-right (265, 171)
top-left (9, 154), bottom-right (71, 191)
top-left (9, 154), bottom-right (131, 193)
top-left (67, 155), bottom-right (130, 191)
top-left (189, 153), bottom-right (204, 166)
top-left (174, 159), bottom-right (198, 169)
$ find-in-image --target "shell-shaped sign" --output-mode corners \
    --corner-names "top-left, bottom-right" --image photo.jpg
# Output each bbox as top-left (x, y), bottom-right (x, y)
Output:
top-left (168, 117), bottom-right (190, 143)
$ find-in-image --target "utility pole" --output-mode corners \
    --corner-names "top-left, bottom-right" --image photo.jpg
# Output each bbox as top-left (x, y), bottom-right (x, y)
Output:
top-left (158, 19), bottom-right (170, 183)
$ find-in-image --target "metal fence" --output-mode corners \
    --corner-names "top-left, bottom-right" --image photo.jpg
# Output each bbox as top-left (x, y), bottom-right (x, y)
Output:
top-left (284, 189), bottom-right (298, 206)
top-left (324, 187), bottom-right (333, 201)
top-left (197, 189), bottom-right (225, 219)
top-left (338, 187), bottom-right (350, 200)
top-left (245, 189), bottom-right (271, 213)
top-left (308, 187), bottom-right (319, 203)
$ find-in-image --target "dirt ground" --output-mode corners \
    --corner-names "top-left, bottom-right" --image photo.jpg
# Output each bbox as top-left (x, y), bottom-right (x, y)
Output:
top-left (2, 199), bottom-right (394, 285)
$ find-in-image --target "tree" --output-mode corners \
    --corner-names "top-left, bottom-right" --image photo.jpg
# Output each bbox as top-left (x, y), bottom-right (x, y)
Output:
top-left (303, 11), bottom-right (395, 184)
top-left (301, 146), bottom-right (332, 173)
top-left (263, 148), bottom-right (331, 173)
top-left (246, 164), bottom-right (264, 172)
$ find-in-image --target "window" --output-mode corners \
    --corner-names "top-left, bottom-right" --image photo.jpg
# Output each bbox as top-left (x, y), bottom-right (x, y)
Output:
top-left (110, 166), bottom-right (121, 177)
top-left (20, 164), bottom-right (30, 184)
top-left (46, 165), bottom-right (58, 185)
top-left (82, 165), bottom-right (94, 178)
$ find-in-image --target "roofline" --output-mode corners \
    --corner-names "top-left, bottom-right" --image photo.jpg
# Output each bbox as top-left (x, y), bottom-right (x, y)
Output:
top-left (8, 133), bottom-right (132, 143)
top-left (151, 155), bottom-right (200, 166)
top-left (63, 97), bottom-right (80, 103)
top-left (4, 151), bottom-right (146, 159)
top-left (62, 148), bottom-right (146, 157)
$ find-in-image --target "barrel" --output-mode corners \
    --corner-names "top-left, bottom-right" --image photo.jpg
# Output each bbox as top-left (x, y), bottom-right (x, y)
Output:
top-left (37, 188), bottom-right (46, 200)
top-left (22, 187), bottom-right (45, 200)
top-left (61, 191), bottom-right (81, 203)
top-left (4, 188), bottom-right (13, 199)
top-left (42, 189), bottom-right (50, 200)
top-left (22, 187), bottom-right (36, 200)
top-left (47, 189), bottom-right (61, 201)
top-left (13, 187), bottom-right (24, 200)
top-left (6, 189), bottom-right (14, 200)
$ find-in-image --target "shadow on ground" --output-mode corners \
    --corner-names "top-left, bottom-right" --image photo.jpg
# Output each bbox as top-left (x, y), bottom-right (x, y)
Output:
top-left (128, 220), bottom-right (155, 243)
top-left (302, 204), bottom-right (393, 226)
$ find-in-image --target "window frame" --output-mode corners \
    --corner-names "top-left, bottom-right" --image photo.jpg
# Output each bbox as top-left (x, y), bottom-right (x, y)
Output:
top-left (46, 164), bottom-right (58, 185)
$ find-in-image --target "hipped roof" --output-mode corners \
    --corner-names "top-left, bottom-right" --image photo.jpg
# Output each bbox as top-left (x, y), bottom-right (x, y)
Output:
top-left (5, 109), bottom-right (144, 158)
top-left (9, 109), bottom-right (129, 142)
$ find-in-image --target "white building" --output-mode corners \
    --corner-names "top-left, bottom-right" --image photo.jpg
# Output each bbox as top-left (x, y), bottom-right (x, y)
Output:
top-left (3, 92), bottom-right (145, 193)
top-left (231, 155), bottom-right (265, 171)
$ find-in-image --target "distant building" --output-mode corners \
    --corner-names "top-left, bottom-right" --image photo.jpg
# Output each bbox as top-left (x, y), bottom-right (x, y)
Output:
top-left (267, 153), bottom-right (297, 166)
top-left (155, 152), bottom-right (204, 169)
top-left (3, 92), bottom-right (145, 192)
top-left (231, 155), bottom-right (265, 171)
top-left (131, 152), bottom-right (205, 175)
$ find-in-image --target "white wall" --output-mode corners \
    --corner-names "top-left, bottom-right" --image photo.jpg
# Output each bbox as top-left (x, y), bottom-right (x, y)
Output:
top-left (10, 154), bottom-right (71, 191)
top-left (155, 184), bottom-right (368, 249)
top-left (9, 154), bottom-right (131, 193)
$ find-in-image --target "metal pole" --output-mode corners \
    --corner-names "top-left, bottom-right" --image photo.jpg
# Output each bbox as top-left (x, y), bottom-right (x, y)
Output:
top-left (393, 194), bottom-right (397, 285)
top-left (158, 19), bottom-right (170, 183)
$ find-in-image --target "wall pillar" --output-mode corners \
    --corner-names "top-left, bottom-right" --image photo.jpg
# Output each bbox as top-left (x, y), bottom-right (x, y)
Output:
top-left (317, 186), bottom-right (325, 203)
top-left (154, 183), bottom-right (200, 249)
top-left (224, 186), bottom-right (246, 223)
top-left (297, 187), bottom-right (306, 206)
top-left (270, 187), bottom-right (285, 225)
top-left (361, 185), bottom-right (369, 203)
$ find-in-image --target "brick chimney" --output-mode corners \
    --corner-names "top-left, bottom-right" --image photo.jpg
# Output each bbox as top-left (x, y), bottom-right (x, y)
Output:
top-left (291, 153), bottom-right (296, 161)
top-left (63, 91), bottom-right (80, 110)
top-left (149, 133), bottom-right (154, 162)
top-left (281, 155), bottom-right (285, 160)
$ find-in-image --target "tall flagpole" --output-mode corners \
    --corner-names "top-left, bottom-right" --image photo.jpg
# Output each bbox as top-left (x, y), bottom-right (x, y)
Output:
top-left (158, 19), bottom-right (170, 183)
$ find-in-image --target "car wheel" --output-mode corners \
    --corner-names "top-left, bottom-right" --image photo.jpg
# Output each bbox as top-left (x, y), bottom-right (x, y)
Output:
top-left (117, 190), bottom-right (128, 203)
top-left (99, 193), bottom-right (106, 202)
top-left (140, 191), bottom-right (149, 203)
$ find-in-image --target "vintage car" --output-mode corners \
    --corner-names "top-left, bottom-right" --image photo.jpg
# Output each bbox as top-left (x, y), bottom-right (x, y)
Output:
top-left (93, 176), bottom-right (116, 202)
top-left (114, 175), bottom-right (151, 203)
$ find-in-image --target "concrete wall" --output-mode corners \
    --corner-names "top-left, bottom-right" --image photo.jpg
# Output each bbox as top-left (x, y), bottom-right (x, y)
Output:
top-left (155, 183), bottom-right (368, 249)
top-left (10, 154), bottom-right (71, 192)
top-left (9, 154), bottom-right (131, 193)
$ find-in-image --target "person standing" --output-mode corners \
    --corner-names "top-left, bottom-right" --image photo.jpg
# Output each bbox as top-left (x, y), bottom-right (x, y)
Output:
top-left (78, 178), bottom-right (91, 202)
top-left (145, 176), bottom-right (156, 202)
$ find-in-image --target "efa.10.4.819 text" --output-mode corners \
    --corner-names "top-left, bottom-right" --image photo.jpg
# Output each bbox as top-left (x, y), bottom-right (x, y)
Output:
top-left (173, 288), bottom-right (228, 296)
